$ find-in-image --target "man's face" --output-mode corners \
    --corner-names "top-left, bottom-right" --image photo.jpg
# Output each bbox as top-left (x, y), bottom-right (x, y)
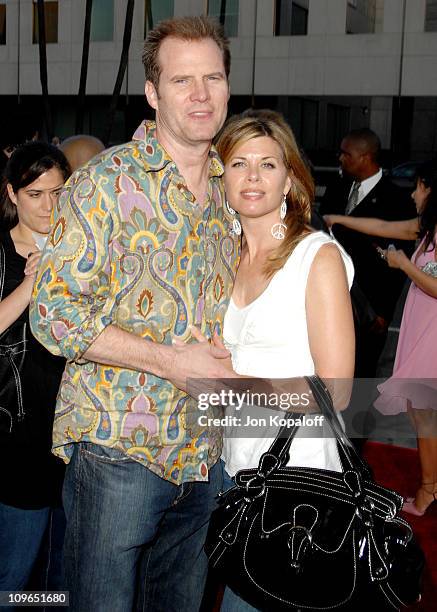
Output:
top-left (145, 37), bottom-right (230, 149)
top-left (339, 138), bottom-right (366, 179)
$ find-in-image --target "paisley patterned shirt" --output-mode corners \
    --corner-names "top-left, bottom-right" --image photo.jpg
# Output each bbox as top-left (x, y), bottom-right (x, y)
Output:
top-left (30, 120), bottom-right (239, 485)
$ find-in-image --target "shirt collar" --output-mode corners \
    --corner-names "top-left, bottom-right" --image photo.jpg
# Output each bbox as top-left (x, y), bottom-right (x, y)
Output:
top-left (359, 168), bottom-right (383, 196)
top-left (132, 120), bottom-right (225, 178)
top-left (132, 120), bottom-right (172, 171)
top-left (208, 146), bottom-right (225, 178)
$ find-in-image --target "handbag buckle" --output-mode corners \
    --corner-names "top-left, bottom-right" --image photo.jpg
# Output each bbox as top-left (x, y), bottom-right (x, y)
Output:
top-left (355, 496), bottom-right (375, 528)
top-left (287, 525), bottom-right (313, 569)
top-left (243, 476), bottom-right (266, 502)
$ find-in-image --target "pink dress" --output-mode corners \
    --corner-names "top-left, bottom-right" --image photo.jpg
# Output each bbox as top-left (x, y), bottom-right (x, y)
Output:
top-left (374, 235), bottom-right (437, 414)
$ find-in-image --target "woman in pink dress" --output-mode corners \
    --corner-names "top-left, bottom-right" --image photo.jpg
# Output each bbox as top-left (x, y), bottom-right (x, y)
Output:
top-left (324, 160), bottom-right (437, 516)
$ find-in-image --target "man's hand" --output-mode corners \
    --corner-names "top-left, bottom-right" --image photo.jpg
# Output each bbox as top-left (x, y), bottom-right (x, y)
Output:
top-left (168, 326), bottom-right (237, 395)
top-left (191, 327), bottom-right (234, 373)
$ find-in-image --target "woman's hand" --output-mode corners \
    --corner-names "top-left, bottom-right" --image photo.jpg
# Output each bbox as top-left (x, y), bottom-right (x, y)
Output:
top-left (385, 246), bottom-right (409, 270)
top-left (20, 251), bottom-right (42, 298)
top-left (323, 214), bottom-right (342, 228)
top-left (24, 251), bottom-right (42, 277)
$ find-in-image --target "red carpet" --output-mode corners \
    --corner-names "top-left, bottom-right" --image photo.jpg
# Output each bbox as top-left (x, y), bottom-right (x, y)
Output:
top-left (364, 441), bottom-right (437, 611)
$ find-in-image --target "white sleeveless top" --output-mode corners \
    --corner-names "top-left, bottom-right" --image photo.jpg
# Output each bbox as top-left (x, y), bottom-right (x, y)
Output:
top-left (222, 231), bottom-right (354, 476)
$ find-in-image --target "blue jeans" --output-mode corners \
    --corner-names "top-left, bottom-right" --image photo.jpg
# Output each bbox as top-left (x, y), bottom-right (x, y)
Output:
top-left (220, 464), bottom-right (259, 612)
top-left (63, 442), bottom-right (223, 612)
top-left (0, 502), bottom-right (65, 610)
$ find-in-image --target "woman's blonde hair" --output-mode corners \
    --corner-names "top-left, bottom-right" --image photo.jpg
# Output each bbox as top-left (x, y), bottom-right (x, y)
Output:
top-left (216, 109), bottom-right (314, 278)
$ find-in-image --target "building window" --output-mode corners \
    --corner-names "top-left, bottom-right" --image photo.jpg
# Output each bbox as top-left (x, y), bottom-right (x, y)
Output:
top-left (33, 1), bottom-right (58, 44)
top-left (275, 0), bottom-right (309, 36)
top-left (207, 0), bottom-right (239, 38)
top-left (346, 0), bottom-right (376, 34)
top-left (327, 104), bottom-right (350, 151)
top-left (288, 98), bottom-right (318, 149)
top-left (91, 0), bottom-right (114, 42)
top-left (0, 4), bottom-right (5, 45)
top-left (144, 0), bottom-right (174, 37)
top-left (425, 0), bottom-right (437, 31)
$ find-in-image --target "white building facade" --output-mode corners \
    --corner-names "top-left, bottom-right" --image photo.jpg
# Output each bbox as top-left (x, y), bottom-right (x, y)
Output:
top-left (1, 0), bottom-right (437, 162)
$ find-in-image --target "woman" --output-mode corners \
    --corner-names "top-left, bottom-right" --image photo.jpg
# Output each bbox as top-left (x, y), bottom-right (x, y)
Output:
top-left (188, 110), bottom-right (355, 611)
top-left (324, 160), bottom-right (437, 516)
top-left (0, 142), bottom-right (70, 592)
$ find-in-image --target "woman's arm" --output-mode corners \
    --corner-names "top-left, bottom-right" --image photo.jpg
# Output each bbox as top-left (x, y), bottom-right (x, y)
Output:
top-left (386, 246), bottom-right (437, 298)
top-left (323, 214), bottom-right (419, 241)
top-left (306, 243), bottom-right (355, 409)
top-left (0, 252), bottom-right (41, 335)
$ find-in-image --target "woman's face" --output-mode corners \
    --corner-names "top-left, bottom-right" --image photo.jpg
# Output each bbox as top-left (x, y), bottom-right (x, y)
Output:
top-left (224, 136), bottom-right (292, 221)
top-left (411, 178), bottom-right (431, 214)
top-left (7, 167), bottom-right (64, 235)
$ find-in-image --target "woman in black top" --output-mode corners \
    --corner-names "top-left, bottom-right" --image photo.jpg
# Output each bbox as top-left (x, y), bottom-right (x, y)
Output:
top-left (0, 142), bottom-right (70, 592)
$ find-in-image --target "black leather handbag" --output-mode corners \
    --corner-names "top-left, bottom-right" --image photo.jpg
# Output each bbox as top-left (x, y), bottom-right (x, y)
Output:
top-left (0, 242), bottom-right (28, 434)
top-left (205, 375), bottom-right (424, 611)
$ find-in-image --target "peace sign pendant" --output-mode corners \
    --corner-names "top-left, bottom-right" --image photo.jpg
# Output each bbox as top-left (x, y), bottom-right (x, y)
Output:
top-left (271, 222), bottom-right (287, 240)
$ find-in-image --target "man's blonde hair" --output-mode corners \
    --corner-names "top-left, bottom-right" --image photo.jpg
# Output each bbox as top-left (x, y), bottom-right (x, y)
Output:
top-left (142, 16), bottom-right (230, 90)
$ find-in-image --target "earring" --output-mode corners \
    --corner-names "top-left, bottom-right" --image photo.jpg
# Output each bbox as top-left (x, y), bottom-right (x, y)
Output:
top-left (271, 194), bottom-right (287, 240)
top-left (226, 200), bottom-right (242, 236)
top-left (280, 194), bottom-right (287, 220)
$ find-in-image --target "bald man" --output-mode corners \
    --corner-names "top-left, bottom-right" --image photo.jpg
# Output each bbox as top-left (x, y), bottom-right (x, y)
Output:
top-left (320, 128), bottom-right (416, 377)
top-left (59, 134), bottom-right (105, 172)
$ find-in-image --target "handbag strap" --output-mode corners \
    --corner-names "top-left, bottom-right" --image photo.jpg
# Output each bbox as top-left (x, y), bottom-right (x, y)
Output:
top-left (306, 376), bottom-right (372, 477)
top-left (0, 242), bottom-right (5, 302)
top-left (266, 375), bottom-right (372, 479)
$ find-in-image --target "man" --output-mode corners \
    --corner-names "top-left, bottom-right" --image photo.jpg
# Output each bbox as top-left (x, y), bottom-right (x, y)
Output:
top-left (30, 16), bottom-right (238, 612)
top-left (59, 134), bottom-right (105, 172)
top-left (320, 128), bottom-right (416, 378)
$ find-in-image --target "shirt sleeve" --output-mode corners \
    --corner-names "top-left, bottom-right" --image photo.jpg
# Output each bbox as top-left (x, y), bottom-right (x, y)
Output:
top-left (29, 171), bottom-right (115, 361)
top-left (332, 239), bottom-right (354, 289)
top-left (297, 233), bottom-right (355, 291)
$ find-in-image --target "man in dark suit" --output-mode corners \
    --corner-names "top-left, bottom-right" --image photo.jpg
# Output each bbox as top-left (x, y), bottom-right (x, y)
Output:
top-left (319, 128), bottom-right (416, 378)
